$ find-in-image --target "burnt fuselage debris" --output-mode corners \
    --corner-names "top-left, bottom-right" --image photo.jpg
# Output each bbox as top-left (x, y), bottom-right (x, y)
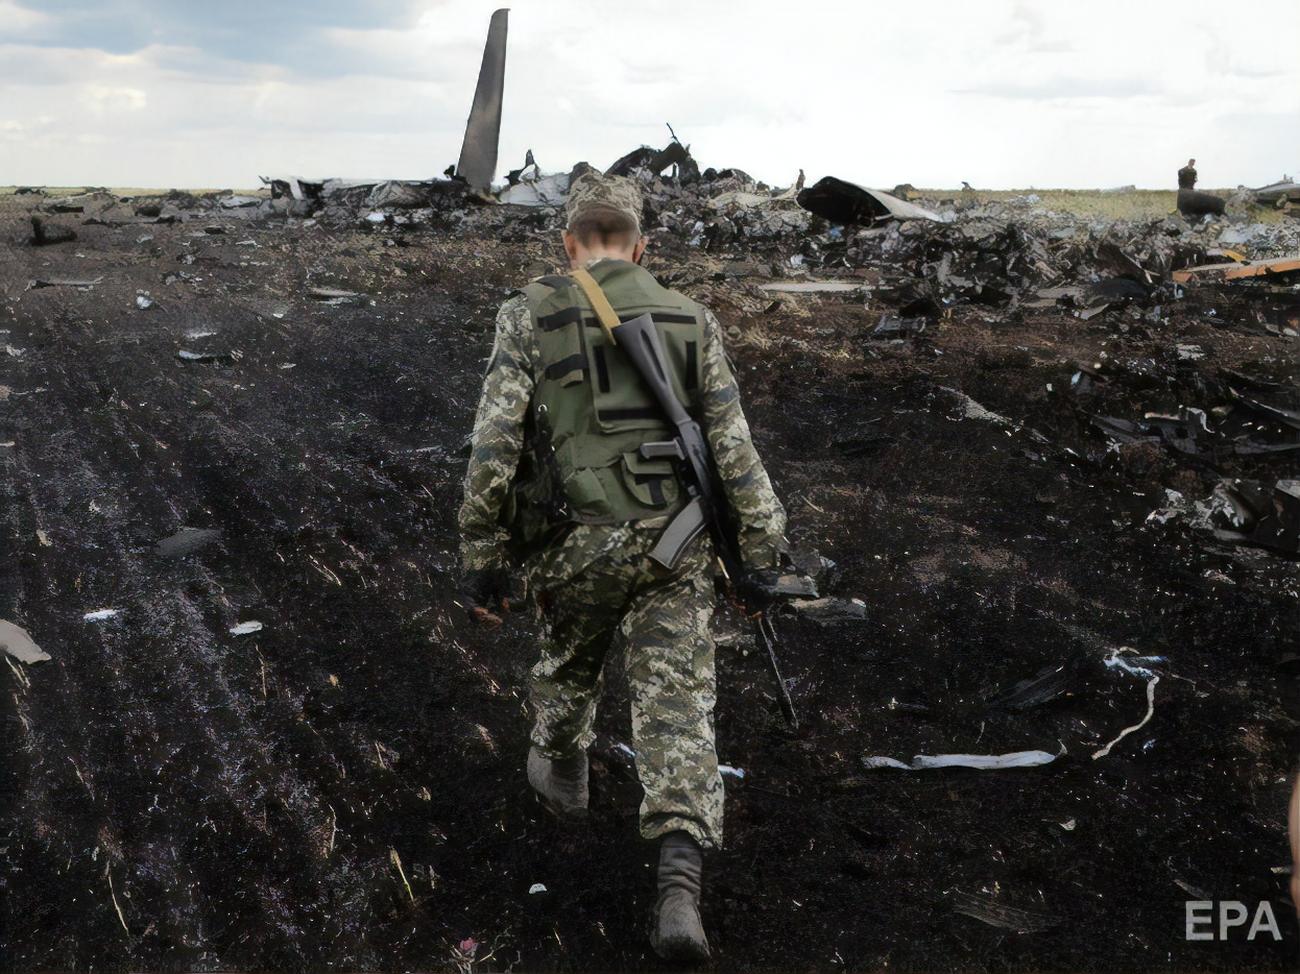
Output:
top-left (1176, 162), bottom-right (1226, 218)
top-left (28, 216), bottom-right (76, 246)
top-left (797, 176), bottom-right (945, 224)
top-left (606, 137), bottom-right (701, 183)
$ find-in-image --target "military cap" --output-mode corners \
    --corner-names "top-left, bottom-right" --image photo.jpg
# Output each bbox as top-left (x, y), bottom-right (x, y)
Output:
top-left (565, 171), bottom-right (642, 232)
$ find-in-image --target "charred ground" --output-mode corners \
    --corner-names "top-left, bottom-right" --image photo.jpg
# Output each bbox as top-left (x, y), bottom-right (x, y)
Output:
top-left (2, 183), bottom-right (1299, 972)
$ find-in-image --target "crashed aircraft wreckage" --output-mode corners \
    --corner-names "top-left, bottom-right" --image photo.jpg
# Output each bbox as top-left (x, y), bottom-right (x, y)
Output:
top-left (455, 8), bottom-right (508, 194)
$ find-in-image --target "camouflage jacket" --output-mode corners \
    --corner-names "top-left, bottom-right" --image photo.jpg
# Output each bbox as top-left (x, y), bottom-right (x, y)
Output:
top-left (458, 281), bottom-right (786, 573)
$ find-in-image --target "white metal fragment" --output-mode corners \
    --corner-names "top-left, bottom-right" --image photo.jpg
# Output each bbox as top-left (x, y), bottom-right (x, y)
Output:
top-left (0, 619), bottom-right (51, 664)
top-left (938, 386), bottom-right (1011, 426)
top-left (863, 749), bottom-right (1060, 771)
top-left (528, 883), bottom-right (547, 895)
top-left (83, 608), bottom-right (119, 622)
top-left (862, 756), bottom-right (913, 770)
top-left (1102, 647), bottom-right (1165, 680)
top-left (229, 621), bottom-right (264, 636)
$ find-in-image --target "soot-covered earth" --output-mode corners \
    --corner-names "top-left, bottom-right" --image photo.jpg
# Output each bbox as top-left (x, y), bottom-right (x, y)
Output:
top-left (2, 185), bottom-right (1299, 972)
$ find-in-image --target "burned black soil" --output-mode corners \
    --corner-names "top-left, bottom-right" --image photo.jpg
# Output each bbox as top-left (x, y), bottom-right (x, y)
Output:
top-left (2, 191), bottom-right (1299, 973)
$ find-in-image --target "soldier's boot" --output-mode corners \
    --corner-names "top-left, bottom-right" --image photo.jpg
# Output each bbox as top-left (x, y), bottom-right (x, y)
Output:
top-left (526, 745), bottom-right (588, 821)
top-left (651, 831), bottom-right (711, 963)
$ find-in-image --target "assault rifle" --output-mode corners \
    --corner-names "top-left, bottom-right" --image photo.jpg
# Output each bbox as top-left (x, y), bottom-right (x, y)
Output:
top-left (596, 300), bottom-right (798, 729)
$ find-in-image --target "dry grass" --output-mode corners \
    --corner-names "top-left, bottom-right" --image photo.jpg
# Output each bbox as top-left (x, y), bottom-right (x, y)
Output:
top-left (918, 187), bottom-right (1287, 223)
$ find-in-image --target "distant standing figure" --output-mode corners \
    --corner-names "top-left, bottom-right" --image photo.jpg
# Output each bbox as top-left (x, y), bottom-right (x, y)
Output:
top-left (1176, 157), bottom-right (1224, 217)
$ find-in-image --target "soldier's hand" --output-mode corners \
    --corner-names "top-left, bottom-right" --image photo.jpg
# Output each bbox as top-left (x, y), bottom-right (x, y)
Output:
top-left (734, 568), bottom-right (783, 611)
top-left (463, 567), bottom-right (513, 626)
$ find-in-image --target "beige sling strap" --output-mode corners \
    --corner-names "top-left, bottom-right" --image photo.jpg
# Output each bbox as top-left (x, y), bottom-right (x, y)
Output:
top-left (570, 267), bottom-right (620, 346)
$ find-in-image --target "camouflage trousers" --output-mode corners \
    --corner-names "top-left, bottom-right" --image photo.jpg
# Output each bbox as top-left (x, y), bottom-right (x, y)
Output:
top-left (525, 520), bottom-right (724, 850)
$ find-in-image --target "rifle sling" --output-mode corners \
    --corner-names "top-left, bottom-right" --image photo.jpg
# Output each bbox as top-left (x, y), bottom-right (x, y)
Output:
top-left (570, 267), bottom-right (621, 347)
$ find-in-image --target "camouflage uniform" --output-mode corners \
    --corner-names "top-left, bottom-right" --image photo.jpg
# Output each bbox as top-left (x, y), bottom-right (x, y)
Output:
top-left (458, 175), bottom-right (786, 851)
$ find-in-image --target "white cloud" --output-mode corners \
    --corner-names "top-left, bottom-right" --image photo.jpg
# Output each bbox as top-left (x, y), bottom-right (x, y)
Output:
top-left (82, 83), bottom-right (148, 114)
top-left (0, 0), bottom-right (48, 34)
top-left (0, 0), bottom-right (1295, 189)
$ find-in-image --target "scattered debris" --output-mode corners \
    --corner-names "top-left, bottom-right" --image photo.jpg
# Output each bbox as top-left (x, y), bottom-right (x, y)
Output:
top-left (83, 609), bottom-right (120, 622)
top-left (27, 277), bottom-right (103, 290)
top-left (786, 597), bottom-right (867, 625)
top-left (756, 280), bottom-right (863, 294)
top-left (497, 154), bottom-right (573, 206)
top-left (1177, 188), bottom-right (1225, 218)
top-left (155, 527), bottom-right (222, 558)
top-left (28, 216), bottom-right (76, 246)
top-left (770, 573), bottom-right (819, 599)
top-left (941, 387), bottom-right (1011, 426)
top-left (872, 314), bottom-right (927, 339)
top-left (3, 137), bottom-right (1297, 972)
top-left (229, 621), bottom-right (264, 636)
top-left (951, 890), bottom-right (1062, 933)
top-left (862, 749), bottom-right (1060, 771)
top-left (176, 349), bottom-right (229, 364)
top-left (1210, 479), bottom-right (1300, 553)
top-left (797, 177), bottom-right (945, 224)
top-left (607, 132), bottom-right (699, 181)
top-left (986, 657), bottom-right (1084, 711)
top-left (0, 620), bottom-right (51, 664)
top-left (1172, 256), bottom-right (1300, 283)
top-left (309, 288), bottom-right (366, 306)
top-left (1253, 177), bottom-right (1300, 207)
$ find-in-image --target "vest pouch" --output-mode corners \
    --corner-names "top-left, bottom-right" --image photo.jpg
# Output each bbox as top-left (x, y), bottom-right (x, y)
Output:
top-left (537, 312), bottom-right (588, 389)
top-left (560, 465), bottom-right (613, 519)
top-left (621, 451), bottom-right (680, 509)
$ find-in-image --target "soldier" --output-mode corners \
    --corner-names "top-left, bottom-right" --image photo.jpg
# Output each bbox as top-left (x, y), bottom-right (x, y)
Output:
top-left (457, 170), bottom-right (786, 961)
top-left (1178, 158), bottom-right (1198, 189)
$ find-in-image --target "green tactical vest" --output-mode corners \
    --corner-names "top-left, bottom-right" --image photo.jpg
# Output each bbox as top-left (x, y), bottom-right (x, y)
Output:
top-left (504, 259), bottom-right (706, 554)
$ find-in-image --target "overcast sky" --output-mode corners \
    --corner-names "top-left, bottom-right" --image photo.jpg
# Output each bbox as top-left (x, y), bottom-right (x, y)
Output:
top-left (1, 0), bottom-right (1296, 190)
